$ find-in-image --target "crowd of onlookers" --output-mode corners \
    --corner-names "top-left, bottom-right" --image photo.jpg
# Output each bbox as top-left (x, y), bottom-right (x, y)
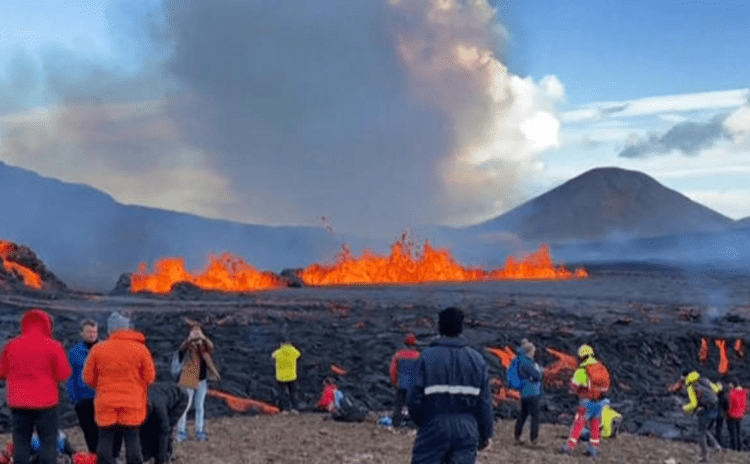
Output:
top-left (0, 306), bottom-right (747, 464)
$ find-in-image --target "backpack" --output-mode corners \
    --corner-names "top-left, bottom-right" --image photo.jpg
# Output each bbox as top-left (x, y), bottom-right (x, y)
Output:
top-left (585, 361), bottom-right (611, 398)
top-left (506, 357), bottom-right (523, 390)
top-left (332, 391), bottom-right (369, 423)
top-left (695, 379), bottom-right (719, 408)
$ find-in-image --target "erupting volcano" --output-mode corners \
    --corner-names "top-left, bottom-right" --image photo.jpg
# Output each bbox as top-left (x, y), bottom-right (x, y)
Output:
top-left (0, 238), bottom-right (67, 292)
top-left (300, 241), bottom-right (587, 286)
top-left (130, 253), bottom-right (284, 294)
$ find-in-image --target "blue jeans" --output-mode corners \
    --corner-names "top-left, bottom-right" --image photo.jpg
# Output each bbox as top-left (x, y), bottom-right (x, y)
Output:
top-left (177, 379), bottom-right (208, 434)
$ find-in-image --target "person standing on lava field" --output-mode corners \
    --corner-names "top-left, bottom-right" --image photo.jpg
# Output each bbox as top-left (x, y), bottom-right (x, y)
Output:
top-left (562, 343), bottom-right (611, 458)
top-left (512, 338), bottom-right (544, 446)
top-left (726, 379), bottom-right (747, 451)
top-left (408, 307), bottom-right (494, 464)
top-left (272, 340), bottom-right (302, 412)
top-left (83, 311), bottom-right (157, 464)
top-left (176, 323), bottom-right (220, 443)
top-left (682, 370), bottom-right (722, 462)
top-left (388, 333), bottom-right (420, 427)
top-left (0, 309), bottom-right (72, 464)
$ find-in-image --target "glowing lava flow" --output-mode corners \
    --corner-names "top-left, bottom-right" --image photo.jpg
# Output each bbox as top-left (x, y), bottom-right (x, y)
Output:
top-left (0, 239), bottom-right (43, 289)
top-left (300, 242), bottom-right (587, 286)
top-left (130, 253), bottom-right (283, 294)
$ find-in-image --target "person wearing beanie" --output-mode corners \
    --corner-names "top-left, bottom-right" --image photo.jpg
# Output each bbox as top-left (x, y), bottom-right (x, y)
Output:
top-left (388, 333), bottom-right (421, 427)
top-left (83, 312), bottom-right (156, 464)
top-left (512, 338), bottom-right (544, 446)
top-left (408, 307), bottom-right (494, 464)
top-left (0, 309), bottom-right (72, 464)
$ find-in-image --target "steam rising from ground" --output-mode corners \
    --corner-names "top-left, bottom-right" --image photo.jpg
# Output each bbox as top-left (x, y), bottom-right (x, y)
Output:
top-left (0, 0), bottom-right (563, 236)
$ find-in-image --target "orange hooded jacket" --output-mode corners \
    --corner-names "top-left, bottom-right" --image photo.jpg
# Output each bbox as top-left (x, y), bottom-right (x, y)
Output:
top-left (83, 329), bottom-right (157, 427)
top-left (0, 309), bottom-right (72, 408)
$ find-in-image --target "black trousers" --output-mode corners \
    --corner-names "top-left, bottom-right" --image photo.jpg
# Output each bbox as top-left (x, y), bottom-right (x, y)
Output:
top-left (278, 380), bottom-right (299, 411)
top-left (392, 388), bottom-right (408, 427)
top-left (74, 399), bottom-right (124, 456)
top-left (514, 396), bottom-right (540, 442)
top-left (98, 425), bottom-right (141, 464)
top-left (11, 407), bottom-right (58, 464)
top-left (727, 418), bottom-right (742, 451)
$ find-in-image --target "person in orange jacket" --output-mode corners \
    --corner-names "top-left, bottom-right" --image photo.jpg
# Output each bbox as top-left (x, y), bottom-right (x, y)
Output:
top-left (0, 309), bottom-right (72, 464)
top-left (389, 333), bottom-right (420, 427)
top-left (83, 311), bottom-right (156, 464)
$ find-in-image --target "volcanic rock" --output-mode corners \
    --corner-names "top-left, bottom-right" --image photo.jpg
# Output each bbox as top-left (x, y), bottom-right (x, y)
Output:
top-left (0, 240), bottom-right (67, 294)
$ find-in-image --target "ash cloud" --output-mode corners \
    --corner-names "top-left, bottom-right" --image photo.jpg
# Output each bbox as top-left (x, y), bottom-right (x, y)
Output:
top-left (618, 114), bottom-right (729, 159)
top-left (1, 0), bottom-right (563, 236)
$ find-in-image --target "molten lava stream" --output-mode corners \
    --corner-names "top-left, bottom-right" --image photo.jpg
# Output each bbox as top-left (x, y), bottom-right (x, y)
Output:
top-left (131, 253), bottom-right (283, 293)
top-left (0, 239), bottom-right (43, 289)
top-left (300, 241), bottom-right (587, 286)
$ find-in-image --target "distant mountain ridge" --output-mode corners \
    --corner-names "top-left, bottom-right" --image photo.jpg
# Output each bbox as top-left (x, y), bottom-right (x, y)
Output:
top-left (1, 162), bottom-right (747, 291)
top-left (468, 167), bottom-right (734, 242)
top-left (0, 161), bottom-right (351, 292)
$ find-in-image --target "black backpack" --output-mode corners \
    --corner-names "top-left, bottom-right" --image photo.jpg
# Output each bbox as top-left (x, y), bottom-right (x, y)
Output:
top-left (695, 379), bottom-right (719, 408)
top-left (332, 391), bottom-right (369, 422)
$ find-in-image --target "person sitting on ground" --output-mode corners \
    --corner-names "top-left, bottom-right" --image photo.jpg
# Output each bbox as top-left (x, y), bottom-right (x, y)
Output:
top-left (388, 333), bottom-right (420, 427)
top-left (512, 339), bottom-right (543, 446)
top-left (272, 341), bottom-right (302, 412)
top-left (316, 377), bottom-right (341, 413)
top-left (141, 382), bottom-right (190, 464)
top-left (726, 378), bottom-right (747, 451)
top-left (0, 309), bottom-right (72, 464)
top-left (176, 323), bottom-right (220, 443)
top-left (682, 370), bottom-right (722, 462)
top-left (83, 311), bottom-right (157, 464)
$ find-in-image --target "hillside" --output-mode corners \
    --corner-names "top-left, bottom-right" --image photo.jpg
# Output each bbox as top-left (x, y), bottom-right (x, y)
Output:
top-left (0, 161), bottom-right (349, 291)
top-left (468, 167), bottom-right (734, 242)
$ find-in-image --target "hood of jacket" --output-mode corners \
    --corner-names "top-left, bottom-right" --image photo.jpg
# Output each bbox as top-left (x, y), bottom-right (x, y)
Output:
top-left (21, 309), bottom-right (53, 337)
top-left (107, 328), bottom-right (146, 344)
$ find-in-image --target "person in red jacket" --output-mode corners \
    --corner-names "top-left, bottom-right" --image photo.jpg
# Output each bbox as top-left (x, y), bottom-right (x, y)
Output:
top-left (389, 333), bottom-right (420, 427)
top-left (83, 311), bottom-right (156, 464)
top-left (0, 309), bottom-right (72, 464)
top-left (727, 379), bottom-right (747, 451)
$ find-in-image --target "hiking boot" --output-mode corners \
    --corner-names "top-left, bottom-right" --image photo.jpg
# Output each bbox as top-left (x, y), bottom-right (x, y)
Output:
top-left (177, 430), bottom-right (188, 443)
top-left (197, 431), bottom-right (209, 442)
top-left (585, 446), bottom-right (599, 457)
top-left (562, 443), bottom-right (574, 456)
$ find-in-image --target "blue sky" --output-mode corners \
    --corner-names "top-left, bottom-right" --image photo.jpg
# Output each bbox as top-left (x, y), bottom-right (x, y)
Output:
top-left (0, 0), bottom-right (749, 235)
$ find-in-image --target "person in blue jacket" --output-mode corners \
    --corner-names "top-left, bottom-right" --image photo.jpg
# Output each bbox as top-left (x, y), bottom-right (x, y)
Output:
top-left (67, 319), bottom-right (100, 454)
top-left (408, 307), bottom-right (494, 464)
top-left (513, 338), bottom-right (544, 446)
top-left (67, 318), bottom-right (122, 457)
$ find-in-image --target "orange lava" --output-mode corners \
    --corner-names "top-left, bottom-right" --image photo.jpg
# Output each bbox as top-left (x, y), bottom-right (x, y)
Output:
top-left (0, 240), bottom-right (43, 289)
top-left (544, 347), bottom-right (579, 388)
top-left (300, 241), bottom-right (587, 286)
top-left (130, 253), bottom-right (283, 294)
top-left (735, 338), bottom-right (745, 358)
top-left (716, 339), bottom-right (730, 375)
top-left (486, 346), bottom-right (516, 369)
top-left (699, 337), bottom-right (710, 363)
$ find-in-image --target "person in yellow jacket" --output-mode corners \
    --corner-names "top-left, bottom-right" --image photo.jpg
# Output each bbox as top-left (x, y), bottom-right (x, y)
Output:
top-left (272, 341), bottom-right (301, 411)
top-left (682, 371), bottom-right (722, 462)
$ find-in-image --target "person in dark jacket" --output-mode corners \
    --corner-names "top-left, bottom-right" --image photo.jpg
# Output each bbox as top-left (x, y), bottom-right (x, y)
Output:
top-left (408, 307), bottom-right (494, 464)
top-left (141, 382), bottom-right (189, 464)
top-left (513, 339), bottom-right (543, 445)
top-left (0, 309), bottom-right (72, 464)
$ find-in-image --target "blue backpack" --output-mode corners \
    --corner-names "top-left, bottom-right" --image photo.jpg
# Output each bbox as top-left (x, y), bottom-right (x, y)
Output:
top-left (506, 357), bottom-right (523, 390)
top-left (397, 358), bottom-right (419, 390)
